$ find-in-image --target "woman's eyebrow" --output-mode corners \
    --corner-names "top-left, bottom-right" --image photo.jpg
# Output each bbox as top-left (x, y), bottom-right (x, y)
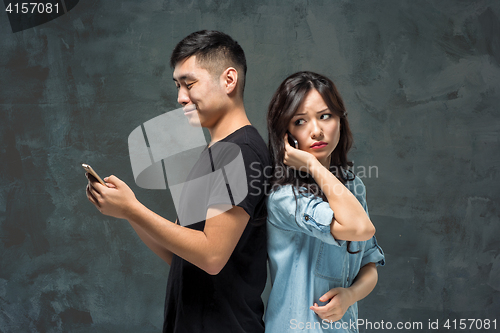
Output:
top-left (292, 108), bottom-right (329, 117)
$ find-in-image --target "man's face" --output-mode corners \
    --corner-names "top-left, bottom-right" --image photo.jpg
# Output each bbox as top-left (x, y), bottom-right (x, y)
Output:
top-left (173, 56), bottom-right (226, 128)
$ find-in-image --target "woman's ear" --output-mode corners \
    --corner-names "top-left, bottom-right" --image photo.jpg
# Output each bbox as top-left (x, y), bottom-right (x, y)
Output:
top-left (222, 67), bottom-right (238, 95)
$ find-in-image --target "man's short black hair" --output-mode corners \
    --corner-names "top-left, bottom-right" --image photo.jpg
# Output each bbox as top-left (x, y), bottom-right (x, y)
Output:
top-left (170, 30), bottom-right (247, 95)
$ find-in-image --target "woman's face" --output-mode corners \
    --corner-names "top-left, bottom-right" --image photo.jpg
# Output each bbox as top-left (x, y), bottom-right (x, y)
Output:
top-left (288, 89), bottom-right (341, 167)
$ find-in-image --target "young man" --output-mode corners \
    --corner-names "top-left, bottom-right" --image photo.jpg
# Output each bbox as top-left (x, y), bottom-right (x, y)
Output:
top-left (86, 31), bottom-right (270, 333)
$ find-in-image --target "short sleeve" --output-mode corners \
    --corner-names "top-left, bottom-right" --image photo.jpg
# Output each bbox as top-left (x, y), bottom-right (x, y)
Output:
top-left (200, 141), bottom-right (268, 220)
top-left (267, 185), bottom-right (344, 246)
top-left (235, 144), bottom-right (268, 220)
top-left (361, 236), bottom-right (385, 267)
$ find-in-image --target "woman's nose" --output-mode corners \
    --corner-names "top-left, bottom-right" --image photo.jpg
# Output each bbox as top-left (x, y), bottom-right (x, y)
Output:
top-left (310, 120), bottom-right (323, 139)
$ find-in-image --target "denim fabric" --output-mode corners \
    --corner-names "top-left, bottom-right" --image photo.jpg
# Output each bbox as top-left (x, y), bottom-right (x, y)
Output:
top-left (265, 176), bottom-right (385, 333)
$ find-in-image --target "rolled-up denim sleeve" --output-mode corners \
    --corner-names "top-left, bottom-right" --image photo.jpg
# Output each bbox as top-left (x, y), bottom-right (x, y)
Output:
top-left (361, 236), bottom-right (385, 267)
top-left (346, 176), bottom-right (385, 266)
top-left (267, 186), bottom-right (344, 246)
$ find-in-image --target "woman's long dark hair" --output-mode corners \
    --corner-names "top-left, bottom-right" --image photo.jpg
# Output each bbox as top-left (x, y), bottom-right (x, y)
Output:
top-left (267, 71), bottom-right (359, 253)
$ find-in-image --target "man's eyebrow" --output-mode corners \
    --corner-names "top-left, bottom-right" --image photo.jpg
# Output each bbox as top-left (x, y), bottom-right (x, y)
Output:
top-left (172, 73), bottom-right (196, 82)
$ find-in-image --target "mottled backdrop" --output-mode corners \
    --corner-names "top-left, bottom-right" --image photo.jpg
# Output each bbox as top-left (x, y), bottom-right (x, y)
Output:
top-left (1, 0), bottom-right (499, 332)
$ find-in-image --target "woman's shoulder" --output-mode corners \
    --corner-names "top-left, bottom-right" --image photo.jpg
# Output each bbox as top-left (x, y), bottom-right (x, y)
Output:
top-left (267, 184), bottom-right (319, 214)
top-left (267, 185), bottom-right (295, 211)
top-left (268, 184), bottom-right (294, 197)
top-left (268, 184), bottom-right (318, 202)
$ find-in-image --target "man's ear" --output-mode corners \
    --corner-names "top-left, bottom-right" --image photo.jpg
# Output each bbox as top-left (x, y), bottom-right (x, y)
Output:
top-left (221, 67), bottom-right (238, 95)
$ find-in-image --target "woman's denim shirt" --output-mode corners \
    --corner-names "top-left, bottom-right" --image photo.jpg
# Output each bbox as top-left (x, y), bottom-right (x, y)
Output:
top-left (265, 176), bottom-right (385, 332)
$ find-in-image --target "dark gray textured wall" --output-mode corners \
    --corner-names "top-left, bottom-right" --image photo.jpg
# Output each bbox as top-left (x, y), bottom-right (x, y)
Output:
top-left (1, 0), bottom-right (499, 332)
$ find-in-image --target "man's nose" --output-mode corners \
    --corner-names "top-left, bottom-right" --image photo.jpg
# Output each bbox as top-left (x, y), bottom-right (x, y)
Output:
top-left (177, 88), bottom-right (190, 106)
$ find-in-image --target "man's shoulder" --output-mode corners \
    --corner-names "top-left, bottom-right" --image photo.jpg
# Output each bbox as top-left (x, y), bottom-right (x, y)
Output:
top-left (224, 125), bottom-right (264, 144)
top-left (224, 125), bottom-right (270, 163)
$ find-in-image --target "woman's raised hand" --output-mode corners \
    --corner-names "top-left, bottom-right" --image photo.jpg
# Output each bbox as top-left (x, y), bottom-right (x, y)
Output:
top-left (283, 133), bottom-right (319, 174)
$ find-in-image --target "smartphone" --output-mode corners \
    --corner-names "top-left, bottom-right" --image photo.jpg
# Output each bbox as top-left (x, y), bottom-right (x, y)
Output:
top-left (82, 164), bottom-right (108, 187)
top-left (287, 131), bottom-right (298, 149)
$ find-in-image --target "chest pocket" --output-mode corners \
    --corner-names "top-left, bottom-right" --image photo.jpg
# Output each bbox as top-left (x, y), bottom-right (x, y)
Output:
top-left (314, 241), bottom-right (348, 282)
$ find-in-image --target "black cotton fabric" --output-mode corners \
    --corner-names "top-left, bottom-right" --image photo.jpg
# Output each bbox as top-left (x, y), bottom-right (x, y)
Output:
top-left (163, 125), bottom-right (270, 333)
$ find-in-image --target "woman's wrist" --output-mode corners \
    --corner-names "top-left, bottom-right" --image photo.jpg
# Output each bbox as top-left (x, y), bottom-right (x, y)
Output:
top-left (344, 286), bottom-right (357, 307)
top-left (307, 158), bottom-right (326, 177)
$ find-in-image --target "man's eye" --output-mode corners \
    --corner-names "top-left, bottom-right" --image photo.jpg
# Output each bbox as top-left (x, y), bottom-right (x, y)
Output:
top-left (186, 82), bottom-right (194, 89)
top-left (294, 119), bottom-right (305, 126)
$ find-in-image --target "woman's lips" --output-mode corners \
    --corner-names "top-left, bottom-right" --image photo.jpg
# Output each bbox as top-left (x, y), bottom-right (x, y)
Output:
top-left (310, 142), bottom-right (327, 149)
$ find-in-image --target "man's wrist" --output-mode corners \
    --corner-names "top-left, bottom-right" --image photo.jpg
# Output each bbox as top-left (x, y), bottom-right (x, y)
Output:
top-left (123, 198), bottom-right (143, 221)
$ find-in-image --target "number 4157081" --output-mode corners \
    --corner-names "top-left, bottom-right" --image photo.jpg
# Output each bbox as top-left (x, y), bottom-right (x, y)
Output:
top-left (443, 319), bottom-right (496, 330)
top-left (5, 2), bottom-right (59, 14)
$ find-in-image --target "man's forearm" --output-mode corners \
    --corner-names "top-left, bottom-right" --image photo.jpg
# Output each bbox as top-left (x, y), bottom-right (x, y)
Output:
top-left (126, 201), bottom-right (209, 269)
top-left (125, 201), bottom-right (248, 275)
top-left (85, 175), bottom-right (231, 270)
top-left (128, 219), bottom-right (174, 265)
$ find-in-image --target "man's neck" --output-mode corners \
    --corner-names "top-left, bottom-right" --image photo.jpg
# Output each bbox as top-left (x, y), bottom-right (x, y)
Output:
top-left (207, 105), bottom-right (251, 145)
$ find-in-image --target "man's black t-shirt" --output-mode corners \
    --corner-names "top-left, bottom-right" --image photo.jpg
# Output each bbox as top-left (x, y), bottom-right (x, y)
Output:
top-left (163, 125), bottom-right (270, 333)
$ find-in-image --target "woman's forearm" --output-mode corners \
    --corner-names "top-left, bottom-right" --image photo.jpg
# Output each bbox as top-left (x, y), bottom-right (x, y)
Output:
top-left (346, 263), bottom-right (378, 305)
top-left (308, 159), bottom-right (375, 241)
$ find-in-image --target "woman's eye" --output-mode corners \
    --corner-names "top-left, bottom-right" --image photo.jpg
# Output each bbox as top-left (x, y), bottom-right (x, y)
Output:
top-left (294, 119), bottom-right (305, 126)
top-left (320, 114), bottom-right (332, 120)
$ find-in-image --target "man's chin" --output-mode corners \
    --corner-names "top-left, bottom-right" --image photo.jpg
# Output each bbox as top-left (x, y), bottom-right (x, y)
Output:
top-left (186, 115), bottom-right (202, 128)
top-left (183, 107), bottom-right (202, 128)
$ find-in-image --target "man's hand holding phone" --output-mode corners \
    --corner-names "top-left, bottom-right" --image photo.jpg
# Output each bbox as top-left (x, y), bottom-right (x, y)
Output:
top-left (84, 164), bottom-right (139, 220)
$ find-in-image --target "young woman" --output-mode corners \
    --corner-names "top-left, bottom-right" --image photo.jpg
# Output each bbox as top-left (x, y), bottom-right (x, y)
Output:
top-left (265, 71), bottom-right (385, 332)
